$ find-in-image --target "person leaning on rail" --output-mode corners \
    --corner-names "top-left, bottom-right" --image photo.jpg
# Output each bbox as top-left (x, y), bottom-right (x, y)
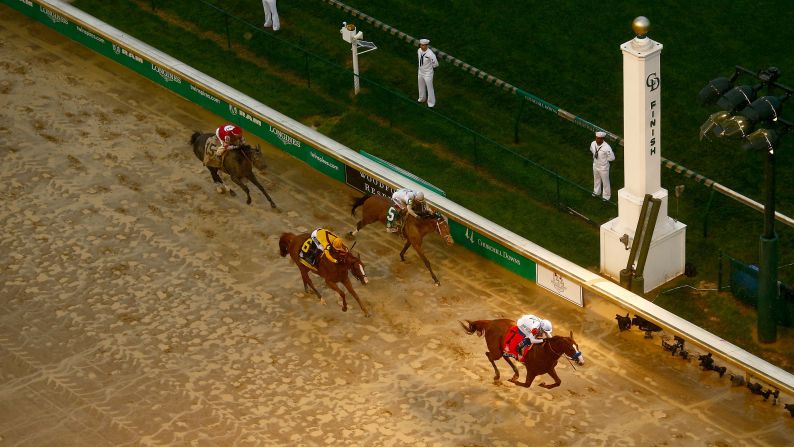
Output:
top-left (590, 131), bottom-right (615, 201)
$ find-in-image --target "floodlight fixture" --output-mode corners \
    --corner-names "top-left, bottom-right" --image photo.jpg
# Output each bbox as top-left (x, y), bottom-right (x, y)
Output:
top-left (743, 95), bottom-right (785, 123)
top-left (716, 84), bottom-right (761, 112)
top-left (699, 110), bottom-right (731, 141)
top-left (741, 127), bottom-right (780, 153)
top-left (714, 114), bottom-right (754, 139)
top-left (698, 77), bottom-right (734, 105)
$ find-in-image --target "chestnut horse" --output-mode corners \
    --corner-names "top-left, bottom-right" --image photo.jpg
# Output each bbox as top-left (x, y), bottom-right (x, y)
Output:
top-left (349, 193), bottom-right (453, 286)
top-left (460, 319), bottom-right (584, 388)
top-left (279, 232), bottom-right (370, 317)
top-left (190, 131), bottom-right (277, 208)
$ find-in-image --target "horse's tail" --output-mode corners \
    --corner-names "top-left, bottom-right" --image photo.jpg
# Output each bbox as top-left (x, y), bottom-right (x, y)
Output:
top-left (278, 233), bottom-right (294, 257)
top-left (351, 193), bottom-right (372, 216)
top-left (190, 131), bottom-right (203, 147)
top-left (460, 319), bottom-right (491, 337)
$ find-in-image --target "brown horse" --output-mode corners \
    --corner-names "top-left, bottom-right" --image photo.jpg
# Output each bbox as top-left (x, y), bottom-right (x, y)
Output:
top-left (190, 131), bottom-right (277, 208)
top-left (279, 232), bottom-right (370, 317)
top-left (349, 193), bottom-right (453, 286)
top-left (460, 319), bottom-right (584, 388)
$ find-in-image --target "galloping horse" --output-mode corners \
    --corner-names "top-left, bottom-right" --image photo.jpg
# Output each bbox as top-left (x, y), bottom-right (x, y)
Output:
top-left (460, 319), bottom-right (584, 388)
top-left (279, 232), bottom-right (370, 317)
top-left (349, 193), bottom-right (453, 286)
top-left (190, 131), bottom-right (277, 208)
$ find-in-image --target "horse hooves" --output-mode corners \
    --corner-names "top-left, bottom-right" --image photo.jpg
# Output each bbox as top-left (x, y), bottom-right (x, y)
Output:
top-left (319, 298), bottom-right (327, 306)
top-left (434, 281), bottom-right (440, 287)
top-left (270, 202), bottom-right (277, 209)
top-left (228, 189), bottom-right (236, 196)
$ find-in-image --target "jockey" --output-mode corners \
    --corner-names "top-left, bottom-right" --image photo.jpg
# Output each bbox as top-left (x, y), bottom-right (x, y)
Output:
top-left (305, 228), bottom-right (348, 265)
top-left (516, 314), bottom-right (553, 355)
top-left (214, 123), bottom-right (245, 158)
top-left (387, 188), bottom-right (426, 232)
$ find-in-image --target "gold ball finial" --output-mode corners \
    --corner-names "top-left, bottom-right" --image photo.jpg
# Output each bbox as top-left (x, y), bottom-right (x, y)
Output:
top-left (632, 16), bottom-right (650, 37)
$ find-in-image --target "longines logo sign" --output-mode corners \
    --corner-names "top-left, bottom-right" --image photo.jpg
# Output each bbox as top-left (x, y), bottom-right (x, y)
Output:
top-left (40, 6), bottom-right (68, 25)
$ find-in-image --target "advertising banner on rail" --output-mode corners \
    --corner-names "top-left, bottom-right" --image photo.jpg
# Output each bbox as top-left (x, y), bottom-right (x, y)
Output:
top-left (536, 265), bottom-right (583, 307)
top-left (449, 221), bottom-right (536, 281)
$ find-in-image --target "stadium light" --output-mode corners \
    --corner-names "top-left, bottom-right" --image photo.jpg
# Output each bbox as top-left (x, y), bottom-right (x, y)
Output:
top-left (697, 65), bottom-right (794, 343)
top-left (698, 75), bottom-right (737, 105)
top-left (715, 84), bottom-right (761, 112)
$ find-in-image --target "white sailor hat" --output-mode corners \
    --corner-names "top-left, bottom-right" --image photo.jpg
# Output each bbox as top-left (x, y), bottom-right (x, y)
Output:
top-left (419, 38), bottom-right (430, 45)
top-left (595, 131), bottom-right (606, 138)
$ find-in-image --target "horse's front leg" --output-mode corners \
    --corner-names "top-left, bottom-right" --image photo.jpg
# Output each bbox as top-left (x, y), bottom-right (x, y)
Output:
top-left (539, 368), bottom-right (562, 389)
top-left (518, 372), bottom-right (538, 388)
top-left (412, 243), bottom-right (440, 286)
top-left (300, 268), bottom-right (325, 305)
top-left (342, 278), bottom-right (370, 317)
top-left (325, 280), bottom-right (347, 312)
top-left (208, 167), bottom-right (235, 196)
top-left (248, 174), bottom-right (277, 209)
top-left (399, 241), bottom-right (411, 262)
top-left (229, 176), bottom-right (252, 205)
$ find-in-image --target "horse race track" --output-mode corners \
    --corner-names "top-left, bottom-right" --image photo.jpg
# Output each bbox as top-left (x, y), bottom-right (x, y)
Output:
top-left (1, 8), bottom-right (793, 446)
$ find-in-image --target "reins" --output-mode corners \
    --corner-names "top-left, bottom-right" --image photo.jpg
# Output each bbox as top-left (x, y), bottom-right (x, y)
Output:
top-left (546, 338), bottom-right (580, 371)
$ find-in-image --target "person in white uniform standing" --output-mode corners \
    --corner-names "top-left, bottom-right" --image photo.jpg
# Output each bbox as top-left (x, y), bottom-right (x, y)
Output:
top-left (417, 38), bottom-right (439, 108)
top-left (590, 131), bottom-right (616, 201)
top-left (262, 0), bottom-right (280, 31)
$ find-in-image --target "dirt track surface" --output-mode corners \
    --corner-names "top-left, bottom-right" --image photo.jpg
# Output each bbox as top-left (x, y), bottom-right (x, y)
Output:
top-left (1, 8), bottom-right (793, 446)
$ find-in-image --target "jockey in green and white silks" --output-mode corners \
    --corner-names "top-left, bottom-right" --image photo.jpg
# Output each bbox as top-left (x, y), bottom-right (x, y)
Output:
top-left (386, 188), bottom-right (426, 232)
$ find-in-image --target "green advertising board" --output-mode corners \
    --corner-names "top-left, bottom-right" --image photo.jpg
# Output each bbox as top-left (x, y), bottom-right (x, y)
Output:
top-left (448, 221), bottom-right (536, 281)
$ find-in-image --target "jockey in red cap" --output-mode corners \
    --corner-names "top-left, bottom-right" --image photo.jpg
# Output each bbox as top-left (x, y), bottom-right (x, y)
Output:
top-left (214, 123), bottom-right (245, 158)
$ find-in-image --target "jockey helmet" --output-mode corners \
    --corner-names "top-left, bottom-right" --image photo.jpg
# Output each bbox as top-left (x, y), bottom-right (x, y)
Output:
top-left (540, 319), bottom-right (553, 333)
top-left (331, 238), bottom-right (346, 252)
top-left (218, 124), bottom-right (244, 145)
top-left (414, 190), bottom-right (425, 202)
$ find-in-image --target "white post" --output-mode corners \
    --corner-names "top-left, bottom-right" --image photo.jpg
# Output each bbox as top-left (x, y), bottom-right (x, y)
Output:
top-left (600, 17), bottom-right (687, 293)
top-left (351, 39), bottom-right (360, 95)
top-left (340, 22), bottom-right (365, 96)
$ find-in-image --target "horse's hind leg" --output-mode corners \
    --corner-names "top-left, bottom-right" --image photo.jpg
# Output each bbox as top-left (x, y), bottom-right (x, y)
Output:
top-left (229, 176), bottom-right (252, 205)
top-left (349, 220), bottom-right (364, 237)
top-left (504, 358), bottom-right (520, 383)
top-left (208, 167), bottom-right (235, 196)
top-left (248, 173), bottom-right (277, 209)
top-left (300, 269), bottom-right (325, 305)
top-left (486, 352), bottom-right (501, 383)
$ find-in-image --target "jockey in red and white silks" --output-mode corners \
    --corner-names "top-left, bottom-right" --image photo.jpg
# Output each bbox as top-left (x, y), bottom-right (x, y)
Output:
top-left (517, 314), bottom-right (553, 346)
top-left (214, 123), bottom-right (245, 157)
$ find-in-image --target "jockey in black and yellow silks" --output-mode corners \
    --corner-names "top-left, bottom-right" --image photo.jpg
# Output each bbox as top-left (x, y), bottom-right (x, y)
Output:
top-left (302, 228), bottom-right (348, 268)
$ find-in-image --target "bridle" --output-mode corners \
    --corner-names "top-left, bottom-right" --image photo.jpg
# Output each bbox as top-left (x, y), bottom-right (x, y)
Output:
top-left (546, 338), bottom-right (583, 370)
top-left (434, 218), bottom-right (453, 245)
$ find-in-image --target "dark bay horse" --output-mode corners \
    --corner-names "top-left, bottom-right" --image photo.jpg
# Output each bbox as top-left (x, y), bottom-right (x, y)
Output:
top-left (279, 232), bottom-right (370, 317)
top-left (460, 319), bottom-right (584, 388)
top-left (349, 193), bottom-right (453, 286)
top-left (190, 131), bottom-right (277, 208)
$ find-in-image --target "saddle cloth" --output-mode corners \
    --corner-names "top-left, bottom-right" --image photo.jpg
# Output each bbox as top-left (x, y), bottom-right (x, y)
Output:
top-left (203, 136), bottom-right (224, 169)
top-left (503, 325), bottom-right (529, 361)
top-left (298, 236), bottom-right (341, 270)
